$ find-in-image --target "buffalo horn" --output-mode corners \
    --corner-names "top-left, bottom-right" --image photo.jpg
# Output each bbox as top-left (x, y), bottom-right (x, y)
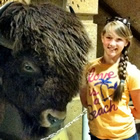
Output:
top-left (0, 33), bottom-right (14, 50)
top-left (0, 2), bottom-right (13, 17)
top-left (69, 6), bottom-right (76, 16)
top-left (0, 2), bottom-right (14, 50)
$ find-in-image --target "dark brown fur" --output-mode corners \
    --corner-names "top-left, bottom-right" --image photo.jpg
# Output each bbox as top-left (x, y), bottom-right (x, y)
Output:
top-left (0, 2), bottom-right (92, 140)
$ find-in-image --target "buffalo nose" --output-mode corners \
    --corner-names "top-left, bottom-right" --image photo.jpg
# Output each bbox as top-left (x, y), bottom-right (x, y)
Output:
top-left (40, 109), bottom-right (66, 128)
top-left (47, 114), bottom-right (64, 126)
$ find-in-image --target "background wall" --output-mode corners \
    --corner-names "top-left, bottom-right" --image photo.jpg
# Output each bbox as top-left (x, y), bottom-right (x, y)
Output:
top-left (62, 1), bottom-right (98, 140)
top-left (94, 0), bottom-right (140, 69)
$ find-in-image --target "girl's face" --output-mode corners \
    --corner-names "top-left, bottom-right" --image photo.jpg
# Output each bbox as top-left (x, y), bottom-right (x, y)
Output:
top-left (101, 30), bottom-right (128, 59)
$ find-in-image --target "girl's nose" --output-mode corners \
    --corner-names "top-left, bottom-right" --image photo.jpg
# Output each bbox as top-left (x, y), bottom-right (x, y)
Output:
top-left (110, 40), bottom-right (116, 46)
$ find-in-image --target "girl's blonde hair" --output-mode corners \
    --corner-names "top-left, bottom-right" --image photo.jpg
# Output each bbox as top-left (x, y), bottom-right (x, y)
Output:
top-left (102, 18), bottom-right (133, 102)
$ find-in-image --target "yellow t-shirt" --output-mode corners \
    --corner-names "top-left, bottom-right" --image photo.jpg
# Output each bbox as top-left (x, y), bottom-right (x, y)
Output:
top-left (84, 57), bottom-right (140, 140)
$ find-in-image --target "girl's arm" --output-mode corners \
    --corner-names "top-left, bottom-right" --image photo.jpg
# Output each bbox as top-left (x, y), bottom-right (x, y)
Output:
top-left (130, 89), bottom-right (140, 119)
top-left (80, 86), bottom-right (88, 108)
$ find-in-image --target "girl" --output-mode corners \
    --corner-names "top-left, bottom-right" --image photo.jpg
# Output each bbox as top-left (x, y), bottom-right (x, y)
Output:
top-left (80, 17), bottom-right (140, 140)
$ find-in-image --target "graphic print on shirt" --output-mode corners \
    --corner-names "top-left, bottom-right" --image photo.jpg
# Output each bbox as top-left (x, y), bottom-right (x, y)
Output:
top-left (94, 77), bottom-right (118, 101)
top-left (87, 67), bottom-right (118, 121)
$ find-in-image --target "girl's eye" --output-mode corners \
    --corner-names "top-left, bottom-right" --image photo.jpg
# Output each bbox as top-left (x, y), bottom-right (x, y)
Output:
top-left (106, 36), bottom-right (112, 39)
top-left (116, 38), bottom-right (123, 41)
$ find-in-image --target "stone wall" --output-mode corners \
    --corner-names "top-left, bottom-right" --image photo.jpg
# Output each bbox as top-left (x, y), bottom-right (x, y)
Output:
top-left (62, 1), bottom-right (98, 140)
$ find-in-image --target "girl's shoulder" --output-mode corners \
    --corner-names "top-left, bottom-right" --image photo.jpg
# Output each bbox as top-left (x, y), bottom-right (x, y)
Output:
top-left (86, 57), bottom-right (102, 69)
top-left (126, 62), bottom-right (140, 90)
top-left (127, 62), bottom-right (140, 76)
top-left (82, 57), bottom-right (101, 77)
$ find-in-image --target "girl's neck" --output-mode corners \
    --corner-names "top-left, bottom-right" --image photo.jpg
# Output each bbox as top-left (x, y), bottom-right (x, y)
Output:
top-left (102, 55), bottom-right (120, 65)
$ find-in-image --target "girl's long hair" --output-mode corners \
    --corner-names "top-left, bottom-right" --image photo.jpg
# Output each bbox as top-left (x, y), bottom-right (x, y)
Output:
top-left (102, 18), bottom-right (133, 102)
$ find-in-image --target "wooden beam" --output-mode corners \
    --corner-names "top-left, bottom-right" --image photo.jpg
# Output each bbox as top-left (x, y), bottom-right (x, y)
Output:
top-left (99, 0), bottom-right (140, 42)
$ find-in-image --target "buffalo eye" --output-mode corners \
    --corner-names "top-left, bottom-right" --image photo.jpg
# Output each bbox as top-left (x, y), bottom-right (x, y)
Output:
top-left (24, 63), bottom-right (34, 72)
top-left (20, 60), bottom-right (41, 75)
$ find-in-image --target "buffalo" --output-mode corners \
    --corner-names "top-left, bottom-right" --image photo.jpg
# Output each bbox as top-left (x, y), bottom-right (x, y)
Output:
top-left (0, 1), bottom-right (92, 140)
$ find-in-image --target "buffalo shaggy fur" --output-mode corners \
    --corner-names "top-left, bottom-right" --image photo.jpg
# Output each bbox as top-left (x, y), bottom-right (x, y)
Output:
top-left (0, 2), bottom-right (92, 140)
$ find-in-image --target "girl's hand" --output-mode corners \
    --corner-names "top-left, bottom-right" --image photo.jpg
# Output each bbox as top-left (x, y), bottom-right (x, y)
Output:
top-left (80, 86), bottom-right (88, 108)
top-left (130, 89), bottom-right (140, 119)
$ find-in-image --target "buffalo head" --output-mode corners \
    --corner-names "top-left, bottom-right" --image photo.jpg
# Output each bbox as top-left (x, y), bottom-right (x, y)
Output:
top-left (0, 1), bottom-right (92, 139)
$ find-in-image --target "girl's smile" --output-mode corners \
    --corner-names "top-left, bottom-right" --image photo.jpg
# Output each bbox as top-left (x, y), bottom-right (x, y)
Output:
top-left (101, 30), bottom-right (128, 64)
